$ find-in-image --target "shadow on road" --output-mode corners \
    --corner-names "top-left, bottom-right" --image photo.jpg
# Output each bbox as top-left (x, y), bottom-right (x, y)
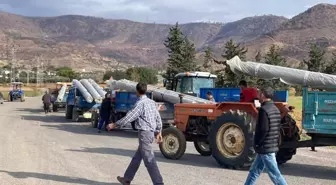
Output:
top-left (67, 147), bottom-right (336, 180)
top-left (67, 147), bottom-right (219, 168)
top-left (21, 115), bottom-right (69, 123)
top-left (0, 170), bottom-right (118, 185)
top-left (41, 122), bottom-right (139, 138)
top-left (15, 108), bottom-right (44, 113)
top-left (279, 163), bottom-right (336, 180)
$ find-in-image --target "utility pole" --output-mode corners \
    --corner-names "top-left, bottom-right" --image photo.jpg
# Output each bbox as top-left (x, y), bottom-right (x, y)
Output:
top-left (36, 56), bottom-right (40, 87)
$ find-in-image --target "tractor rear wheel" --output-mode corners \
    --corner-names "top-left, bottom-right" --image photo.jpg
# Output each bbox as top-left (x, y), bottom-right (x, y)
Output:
top-left (65, 105), bottom-right (73, 119)
top-left (276, 114), bottom-right (300, 165)
top-left (194, 141), bottom-right (212, 156)
top-left (159, 127), bottom-right (187, 160)
top-left (209, 110), bottom-right (256, 169)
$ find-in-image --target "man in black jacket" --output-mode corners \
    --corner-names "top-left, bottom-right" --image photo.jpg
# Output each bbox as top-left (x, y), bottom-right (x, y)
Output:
top-left (97, 93), bottom-right (112, 133)
top-left (244, 87), bottom-right (287, 185)
top-left (42, 91), bottom-right (52, 114)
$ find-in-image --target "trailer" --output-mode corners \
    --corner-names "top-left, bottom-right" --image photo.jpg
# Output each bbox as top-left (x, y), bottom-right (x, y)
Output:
top-left (51, 82), bottom-right (72, 112)
top-left (65, 79), bottom-right (104, 122)
top-left (157, 56), bottom-right (336, 169)
top-left (91, 91), bottom-right (174, 130)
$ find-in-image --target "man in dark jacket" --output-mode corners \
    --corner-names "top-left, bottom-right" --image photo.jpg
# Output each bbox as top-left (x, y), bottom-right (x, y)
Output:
top-left (42, 91), bottom-right (52, 114)
top-left (97, 93), bottom-right (112, 133)
top-left (244, 87), bottom-right (287, 185)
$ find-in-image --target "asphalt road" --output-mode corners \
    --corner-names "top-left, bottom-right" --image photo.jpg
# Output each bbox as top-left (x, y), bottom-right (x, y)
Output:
top-left (0, 97), bottom-right (336, 185)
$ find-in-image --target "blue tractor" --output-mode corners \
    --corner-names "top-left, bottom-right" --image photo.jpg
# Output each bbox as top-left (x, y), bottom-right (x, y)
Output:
top-left (8, 82), bottom-right (25, 102)
top-left (65, 86), bottom-right (98, 122)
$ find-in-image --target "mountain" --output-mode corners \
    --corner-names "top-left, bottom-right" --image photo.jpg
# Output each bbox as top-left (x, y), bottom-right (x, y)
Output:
top-left (0, 3), bottom-right (335, 71)
top-left (244, 3), bottom-right (336, 65)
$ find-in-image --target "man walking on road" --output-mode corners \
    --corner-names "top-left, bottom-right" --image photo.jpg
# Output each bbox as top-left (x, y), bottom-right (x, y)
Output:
top-left (107, 82), bottom-right (164, 185)
top-left (244, 87), bottom-right (287, 185)
top-left (42, 90), bottom-right (52, 114)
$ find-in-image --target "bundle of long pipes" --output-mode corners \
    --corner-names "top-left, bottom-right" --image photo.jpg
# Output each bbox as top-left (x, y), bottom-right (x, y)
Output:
top-left (72, 79), bottom-right (94, 103)
top-left (56, 84), bottom-right (67, 102)
top-left (80, 79), bottom-right (103, 103)
top-left (107, 79), bottom-right (215, 104)
top-left (88, 79), bottom-right (106, 98)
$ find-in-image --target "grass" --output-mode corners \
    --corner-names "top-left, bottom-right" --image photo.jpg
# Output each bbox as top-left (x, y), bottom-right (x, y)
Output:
top-left (1, 90), bottom-right (43, 100)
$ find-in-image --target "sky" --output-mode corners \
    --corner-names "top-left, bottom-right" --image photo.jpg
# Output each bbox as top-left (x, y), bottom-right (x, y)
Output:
top-left (0, 0), bottom-right (335, 24)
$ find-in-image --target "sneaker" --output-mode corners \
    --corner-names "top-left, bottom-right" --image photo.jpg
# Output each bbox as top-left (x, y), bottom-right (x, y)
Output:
top-left (117, 176), bottom-right (130, 185)
top-left (98, 130), bottom-right (101, 133)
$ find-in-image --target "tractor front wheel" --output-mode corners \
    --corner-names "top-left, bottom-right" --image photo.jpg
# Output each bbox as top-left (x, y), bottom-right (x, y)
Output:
top-left (159, 127), bottom-right (187, 160)
top-left (276, 114), bottom-right (300, 165)
top-left (209, 110), bottom-right (256, 169)
top-left (194, 141), bottom-right (212, 156)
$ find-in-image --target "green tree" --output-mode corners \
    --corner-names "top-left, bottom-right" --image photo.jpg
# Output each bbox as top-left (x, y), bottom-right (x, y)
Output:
top-left (164, 23), bottom-right (185, 81)
top-left (293, 61), bottom-right (306, 96)
top-left (202, 46), bottom-right (213, 70)
top-left (163, 23), bottom-right (196, 81)
top-left (56, 67), bottom-right (78, 80)
top-left (103, 70), bottom-right (127, 81)
top-left (303, 43), bottom-right (326, 72)
top-left (264, 45), bottom-right (286, 66)
top-left (262, 45), bottom-right (288, 90)
top-left (126, 67), bottom-right (158, 84)
top-left (181, 36), bottom-right (197, 70)
top-left (215, 39), bottom-right (248, 87)
top-left (324, 52), bottom-right (336, 75)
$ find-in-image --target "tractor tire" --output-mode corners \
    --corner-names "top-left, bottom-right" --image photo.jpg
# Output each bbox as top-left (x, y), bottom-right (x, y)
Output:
top-left (65, 105), bottom-right (73, 119)
top-left (91, 111), bottom-right (99, 128)
top-left (159, 127), bottom-right (187, 160)
top-left (72, 108), bottom-right (80, 122)
top-left (194, 141), bottom-right (212, 156)
top-left (209, 110), bottom-right (256, 169)
top-left (276, 114), bottom-right (300, 165)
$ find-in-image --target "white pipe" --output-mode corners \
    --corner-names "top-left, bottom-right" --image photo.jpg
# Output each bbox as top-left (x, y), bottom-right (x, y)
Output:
top-left (80, 79), bottom-right (103, 103)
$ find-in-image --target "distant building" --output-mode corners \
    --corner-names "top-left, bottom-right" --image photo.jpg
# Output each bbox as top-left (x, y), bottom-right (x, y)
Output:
top-left (79, 71), bottom-right (104, 82)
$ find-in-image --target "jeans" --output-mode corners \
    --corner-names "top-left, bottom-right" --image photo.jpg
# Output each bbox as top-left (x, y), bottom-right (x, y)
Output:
top-left (97, 118), bottom-right (107, 131)
top-left (124, 131), bottom-right (164, 185)
top-left (244, 153), bottom-right (287, 185)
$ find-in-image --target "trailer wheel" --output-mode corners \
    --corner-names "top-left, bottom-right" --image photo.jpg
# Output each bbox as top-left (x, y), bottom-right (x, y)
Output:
top-left (194, 141), bottom-right (212, 156)
top-left (91, 111), bottom-right (99, 128)
top-left (209, 110), bottom-right (256, 169)
top-left (72, 108), bottom-right (79, 122)
top-left (65, 105), bottom-right (73, 119)
top-left (159, 127), bottom-right (187, 160)
top-left (277, 114), bottom-right (300, 164)
top-left (52, 103), bottom-right (58, 112)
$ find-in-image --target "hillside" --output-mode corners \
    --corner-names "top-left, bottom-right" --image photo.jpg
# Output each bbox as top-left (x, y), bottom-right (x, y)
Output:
top-left (244, 3), bottom-right (336, 65)
top-left (0, 3), bottom-right (335, 70)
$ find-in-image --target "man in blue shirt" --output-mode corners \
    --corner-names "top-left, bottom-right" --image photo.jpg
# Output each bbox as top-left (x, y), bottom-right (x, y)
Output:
top-left (107, 82), bottom-right (164, 185)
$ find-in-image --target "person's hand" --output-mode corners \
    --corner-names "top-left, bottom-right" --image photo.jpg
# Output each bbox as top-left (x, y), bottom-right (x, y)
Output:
top-left (106, 123), bottom-right (117, 131)
top-left (156, 133), bottom-right (163, 144)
